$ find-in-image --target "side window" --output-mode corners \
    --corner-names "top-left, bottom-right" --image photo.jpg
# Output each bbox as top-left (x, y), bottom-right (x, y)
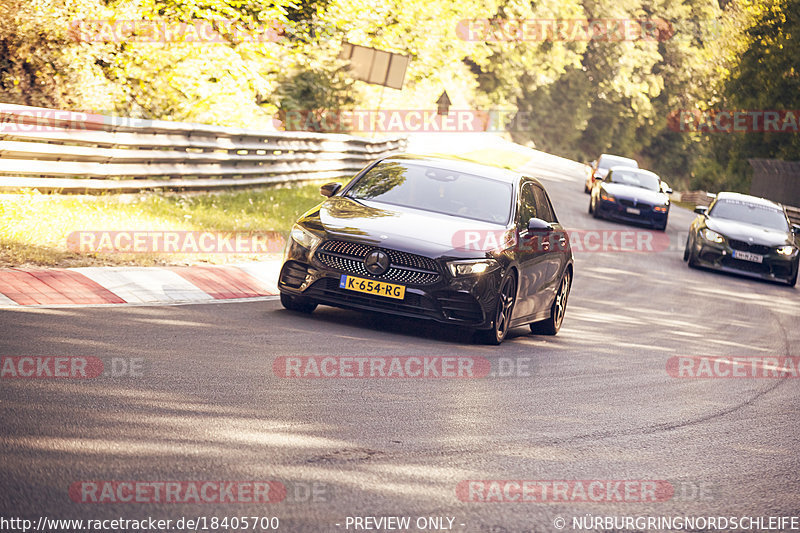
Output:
top-left (517, 183), bottom-right (538, 229)
top-left (532, 185), bottom-right (557, 223)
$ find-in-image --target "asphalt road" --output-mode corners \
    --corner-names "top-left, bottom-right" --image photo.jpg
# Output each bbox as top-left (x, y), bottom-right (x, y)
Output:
top-left (2, 160), bottom-right (799, 533)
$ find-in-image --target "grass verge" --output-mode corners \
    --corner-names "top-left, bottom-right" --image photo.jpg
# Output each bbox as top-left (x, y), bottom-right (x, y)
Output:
top-left (0, 181), bottom-right (338, 268)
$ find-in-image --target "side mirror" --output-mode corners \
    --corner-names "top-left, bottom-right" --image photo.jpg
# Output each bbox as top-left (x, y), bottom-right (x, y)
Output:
top-left (320, 182), bottom-right (342, 197)
top-left (528, 217), bottom-right (554, 232)
top-left (665, 186), bottom-right (673, 194)
top-left (694, 206), bottom-right (708, 215)
top-left (792, 224), bottom-right (800, 234)
top-left (660, 181), bottom-right (673, 194)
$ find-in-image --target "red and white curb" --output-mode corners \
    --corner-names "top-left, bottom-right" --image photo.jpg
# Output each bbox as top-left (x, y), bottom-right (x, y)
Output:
top-left (0, 261), bottom-right (281, 307)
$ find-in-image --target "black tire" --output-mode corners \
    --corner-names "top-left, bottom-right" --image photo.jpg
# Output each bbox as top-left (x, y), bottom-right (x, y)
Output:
top-left (530, 269), bottom-right (571, 336)
top-left (683, 235), bottom-right (691, 261)
top-left (787, 262), bottom-right (798, 287)
top-left (475, 273), bottom-right (517, 345)
top-left (687, 240), bottom-right (699, 269)
top-left (280, 292), bottom-right (317, 313)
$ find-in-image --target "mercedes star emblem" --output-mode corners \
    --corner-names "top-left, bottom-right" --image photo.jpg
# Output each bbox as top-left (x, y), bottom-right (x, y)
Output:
top-left (364, 250), bottom-right (390, 276)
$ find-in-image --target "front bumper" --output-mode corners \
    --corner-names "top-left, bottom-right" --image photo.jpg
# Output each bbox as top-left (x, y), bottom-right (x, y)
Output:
top-left (596, 199), bottom-right (667, 228)
top-left (278, 238), bottom-right (504, 329)
top-left (692, 239), bottom-right (798, 284)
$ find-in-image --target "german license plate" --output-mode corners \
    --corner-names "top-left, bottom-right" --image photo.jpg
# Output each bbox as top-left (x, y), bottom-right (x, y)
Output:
top-left (733, 250), bottom-right (763, 263)
top-left (339, 275), bottom-right (405, 300)
top-left (626, 207), bottom-right (641, 215)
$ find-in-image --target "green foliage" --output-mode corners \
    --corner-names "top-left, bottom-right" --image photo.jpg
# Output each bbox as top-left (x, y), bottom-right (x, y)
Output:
top-left (0, 0), bottom-right (795, 193)
top-left (274, 66), bottom-right (355, 130)
top-left (710, 0), bottom-right (800, 190)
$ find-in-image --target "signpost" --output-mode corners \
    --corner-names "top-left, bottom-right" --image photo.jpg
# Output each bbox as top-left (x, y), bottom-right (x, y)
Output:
top-left (338, 42), bottom-right (410, 90)
top-left (436, 91), bottom-right (451, 116)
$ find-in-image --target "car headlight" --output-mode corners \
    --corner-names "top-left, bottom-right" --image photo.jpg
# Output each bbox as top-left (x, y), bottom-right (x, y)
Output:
top-left (701, 228), bottom-right (725, 244)
top-left (599, 190), bottom-right (616, 202)
top-left (290, 224), bottom-right (321, 250)
top-left (777, 245), bottom-right (796, 256)
top-left (654, 204), bottom-right (668, 213)
top-left (447, 258), bottom-right (499, 277)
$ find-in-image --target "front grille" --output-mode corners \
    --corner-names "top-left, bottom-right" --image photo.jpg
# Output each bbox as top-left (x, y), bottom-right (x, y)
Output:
top-left (619, 199), bottom-right (651, 210)
top-left (728, 239), bottom-right (771, 255)
top-left (721, 256), bottom-right (769, 274)
top-left (316, 240), bottom-right (441, 285)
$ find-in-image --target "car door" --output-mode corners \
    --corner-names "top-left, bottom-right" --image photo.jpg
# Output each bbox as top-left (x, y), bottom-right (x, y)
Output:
top-left (513, 181), bottom-right (552, 320)
top-left (531, 183), bottom-right (568, 313)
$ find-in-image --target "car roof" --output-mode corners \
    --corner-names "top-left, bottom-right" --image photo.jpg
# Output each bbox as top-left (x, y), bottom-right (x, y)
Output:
top-left (608, 166), bottom-right (660, 179)
top-left (714, 191), bottom-right (784, 209)
top-left (598, 154), bottom-right (638, 165)
top-left (382, 154), bottom-right (528, 185)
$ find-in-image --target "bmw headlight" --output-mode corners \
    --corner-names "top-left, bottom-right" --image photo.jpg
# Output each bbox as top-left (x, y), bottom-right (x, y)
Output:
top-left (777, 245), bottom-right (796, 256)
top-left (447, 258), bottom-right (499, 277)
top-left (290, 224), bottom-right (321, 250)
top-left (599, 190), bottom-right (616, 202)
top-left (701, 228), bottom-right (725, 244)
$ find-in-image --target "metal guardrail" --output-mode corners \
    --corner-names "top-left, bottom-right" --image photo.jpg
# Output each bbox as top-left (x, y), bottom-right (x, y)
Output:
top-left (679, 190), bottom-right (800, 225)
top-left (0, 104), bottom-right (407, 192)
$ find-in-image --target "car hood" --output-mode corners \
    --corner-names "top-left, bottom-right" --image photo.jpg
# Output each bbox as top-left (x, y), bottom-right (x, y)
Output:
top-left (304, 196), bottom-right (509, 258)
top-left (706, 217), bottom-right (793, 246)
top-left (602, 183), bottom-right (668, 205)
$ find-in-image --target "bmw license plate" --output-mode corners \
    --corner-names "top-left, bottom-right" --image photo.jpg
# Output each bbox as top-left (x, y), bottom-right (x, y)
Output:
top-left (732, 250), bottom-right (763, 263)
top-left (340, 275), bottom-right (405, 300)
top-left (626, 207), bottom-right (641, 215)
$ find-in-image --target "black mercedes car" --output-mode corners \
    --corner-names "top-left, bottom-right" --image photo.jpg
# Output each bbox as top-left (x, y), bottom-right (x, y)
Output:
top-left (278, 155), bottom-right (574, 344)
top-left (589, 167), bottom-right (672, 230)
top-left (684, 192), bottom-right (800, 286)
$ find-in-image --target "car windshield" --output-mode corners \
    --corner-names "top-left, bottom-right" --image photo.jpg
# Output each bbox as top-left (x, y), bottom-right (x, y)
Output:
top-left (345, 161), bottom-right (512, 224)
top-left (709, 199), bottom-right (789, 231)
top-left (608, 170), bottom-right (660, 191)
top-left (599, 156), bottom-right (637, 169)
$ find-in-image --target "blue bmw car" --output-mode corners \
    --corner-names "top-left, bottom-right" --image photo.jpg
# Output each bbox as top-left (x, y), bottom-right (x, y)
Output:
top-left (589, 167), bottom-right (672, 230)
